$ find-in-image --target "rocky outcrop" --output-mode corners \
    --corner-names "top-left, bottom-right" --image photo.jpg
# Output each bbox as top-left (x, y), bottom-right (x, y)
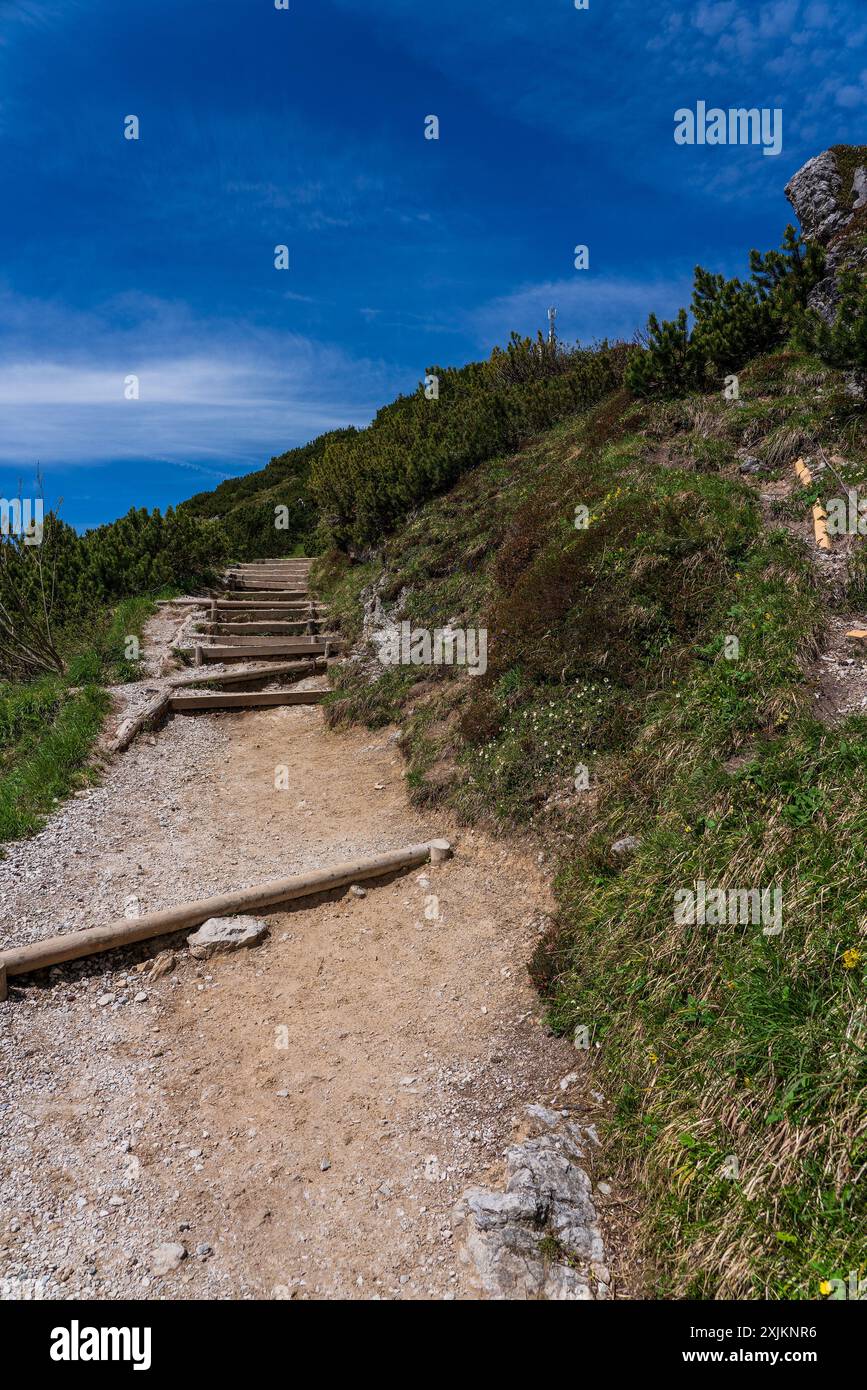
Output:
top-left (786, 146), bottom-right (867, 324)
top-left (453, 1104), bottom-right (609, 1300)
top-left (786, 151), bottom-right (849, 245)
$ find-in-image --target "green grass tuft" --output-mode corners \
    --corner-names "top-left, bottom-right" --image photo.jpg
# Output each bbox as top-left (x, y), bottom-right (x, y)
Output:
top-left (0, 684), bottom-right (108, 843)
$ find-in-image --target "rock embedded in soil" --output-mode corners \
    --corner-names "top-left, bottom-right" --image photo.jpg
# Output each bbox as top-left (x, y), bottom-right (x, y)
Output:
top-left (610, 835), bottom-right (640, 857)
top-left (148, 951), bottom-right (176, 979)
top-left (187, 915), bottom-right (268, 960)
top-left (453, 1107), bottom-right (605, 1301)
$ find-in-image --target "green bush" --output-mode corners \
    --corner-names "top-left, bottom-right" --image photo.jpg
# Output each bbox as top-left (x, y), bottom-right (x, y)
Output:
top-left (0, 506), bottom-right (225, 680)
top-left (181, 433), bottom-right (346, 559)
top-left (311, 335), bottom-right (630, 549)
top-left (627, 227), bottom-right (824, 397)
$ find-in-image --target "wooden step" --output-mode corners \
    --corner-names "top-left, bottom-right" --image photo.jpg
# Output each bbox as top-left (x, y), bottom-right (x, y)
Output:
top-left (208, 613), bottom-right (319, 623)
top-left (174, 659), bottom-right (325, 688)
top-left (200, 632), bottom-right (330, 646)
top-left (214, 605), bottom-right (327, 617)
top-left (215, 599), bottom-right (325, 607)
top-left (212, 613), bottom-right (324, 623)
top-left (223, 578), bottom-right (308, 586)
top-left (212, 594), bottom-right (314, 605)
top-left (198, 621), bottom-right (323, 635)
top-left (196, 640), bottom-right (337, 662)
top-left (217, 588), bottom-right (309, 599)
top-left (170, 689), bottom-right (326, 712)
top-left (225, 583), bottom-right (310, 591)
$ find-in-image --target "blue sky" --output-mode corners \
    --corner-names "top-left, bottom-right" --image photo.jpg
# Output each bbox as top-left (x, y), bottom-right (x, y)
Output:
top-left (0, 0), bottom-right (864, 529)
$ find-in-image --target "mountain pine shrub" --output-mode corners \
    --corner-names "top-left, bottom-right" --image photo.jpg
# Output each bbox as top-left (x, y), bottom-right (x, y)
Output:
top-left (627, 226), bottom-right (824, 397)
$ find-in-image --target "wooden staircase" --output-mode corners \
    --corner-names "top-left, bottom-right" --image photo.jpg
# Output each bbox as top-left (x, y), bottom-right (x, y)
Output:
top-left (192, 558), bottom-right (342, 666)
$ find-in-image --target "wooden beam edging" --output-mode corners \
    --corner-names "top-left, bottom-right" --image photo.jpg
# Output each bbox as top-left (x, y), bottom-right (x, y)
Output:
top-left (0, 840), bottom-right (453, 983)
top-left (107, 692), bottom-right (172, 755)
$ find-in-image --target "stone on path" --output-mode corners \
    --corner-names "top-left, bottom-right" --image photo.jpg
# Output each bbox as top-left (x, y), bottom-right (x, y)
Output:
top-left (151, 1242), bottom-right (187, 1276)
top-left (187, 915), bottom-right (268, 960)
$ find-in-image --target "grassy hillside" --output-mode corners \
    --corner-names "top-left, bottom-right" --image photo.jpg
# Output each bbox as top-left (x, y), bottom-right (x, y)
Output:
top-left (313, 345), bottom-right (867, 1298)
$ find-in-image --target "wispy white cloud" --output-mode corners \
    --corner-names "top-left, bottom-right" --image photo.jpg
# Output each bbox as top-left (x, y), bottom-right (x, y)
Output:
top-left (0, 289), bottom-right (404, 467)
top-left (468, 273), bottom-right (694, 350)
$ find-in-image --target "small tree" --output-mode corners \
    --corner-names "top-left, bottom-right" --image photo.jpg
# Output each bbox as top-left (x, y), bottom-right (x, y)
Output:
top-left (691, 270), bottom-right (772, 379)
top-left (626, 309), bottom-right (704, 396)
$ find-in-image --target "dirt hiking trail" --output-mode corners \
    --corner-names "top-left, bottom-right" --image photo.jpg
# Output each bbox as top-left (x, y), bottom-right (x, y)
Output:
top-left (0, 612), bottom-right (623, 1300)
